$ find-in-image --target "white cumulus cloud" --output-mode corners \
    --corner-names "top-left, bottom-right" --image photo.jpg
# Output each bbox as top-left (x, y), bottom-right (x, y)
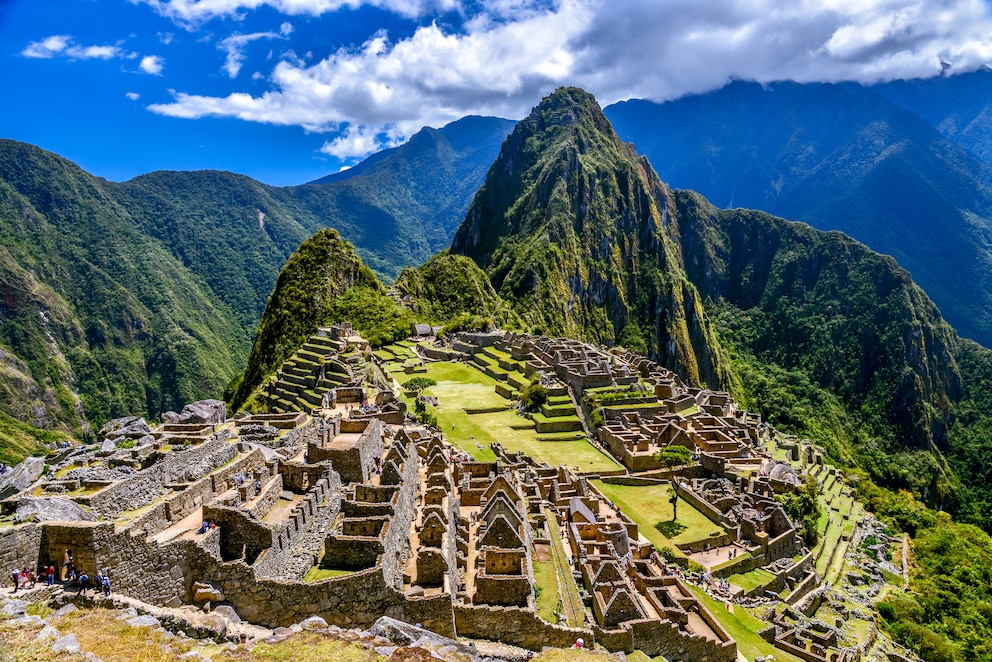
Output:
top-left (140, 54), bottom-right (166, 74)
top-left (23, 35), bottom-right (123, 59)
top-left (219, 25), bottom-right (292, 78)
top-left (126, 91), bottom-right (141, 100)
top-left (146, 0), bottom-right (992, 158)
top-left (133, 0), bottom-right (460, 25)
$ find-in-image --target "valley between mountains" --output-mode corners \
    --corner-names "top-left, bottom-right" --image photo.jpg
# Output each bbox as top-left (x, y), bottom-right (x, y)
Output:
top-left (0, 87), bottom-right (991, 661)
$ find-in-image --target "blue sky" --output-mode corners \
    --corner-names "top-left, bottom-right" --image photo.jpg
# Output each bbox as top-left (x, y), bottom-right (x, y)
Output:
top-left (2, 0), bottom-right (992, 186)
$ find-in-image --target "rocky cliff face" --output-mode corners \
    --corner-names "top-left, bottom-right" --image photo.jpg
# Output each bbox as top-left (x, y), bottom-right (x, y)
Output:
top-left (450, 87), bottom-right (724, 387)
top-left (674, 191), bottom-right (961, 451)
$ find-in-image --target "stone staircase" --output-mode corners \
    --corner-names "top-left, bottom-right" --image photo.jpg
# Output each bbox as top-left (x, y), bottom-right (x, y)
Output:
top-left (263, 334), bottom-right (355, 413)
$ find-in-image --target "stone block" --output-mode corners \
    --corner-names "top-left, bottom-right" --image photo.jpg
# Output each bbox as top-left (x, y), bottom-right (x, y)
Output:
top-left (127, 615), bottom-right (162, 628)
top-left (35, 625), bottom-right (61, 642)
top-left (51, 634), bottom-right (81, 654)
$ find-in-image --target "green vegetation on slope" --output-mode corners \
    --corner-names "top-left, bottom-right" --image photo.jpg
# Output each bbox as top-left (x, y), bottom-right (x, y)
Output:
top-left (0, 140), bottom-right (249, 446)
top-left (394, 252), bottom-right (520, 330)
top-left (861, 483), bottom-right (992, 662)
top-left (230, 228), bottom-right (414, 411)
top-left (450, 87), bottom-right (724, 388)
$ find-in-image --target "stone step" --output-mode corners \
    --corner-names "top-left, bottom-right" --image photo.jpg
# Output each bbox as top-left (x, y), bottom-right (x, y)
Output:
top-left (300, 390), bottom-right (323, 407)
top-left (296, 350), bottom-right (323, 364)
top-left (282, 373), bottom-right (312, 389)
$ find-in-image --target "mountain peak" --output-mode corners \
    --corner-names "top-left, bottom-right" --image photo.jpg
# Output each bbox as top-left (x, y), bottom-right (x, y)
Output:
top-left (450, 88), bottom-right (723, 387)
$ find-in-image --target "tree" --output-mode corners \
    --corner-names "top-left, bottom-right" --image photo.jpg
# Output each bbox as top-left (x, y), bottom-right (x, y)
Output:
top-left (402, 377), bottom-right (436, 394)
top-left (519, 381), bottom-right (549, 410)
top-left (778, 475), bottom-right (822, 545)
top-left (654, 445), bottom-right (693, 521)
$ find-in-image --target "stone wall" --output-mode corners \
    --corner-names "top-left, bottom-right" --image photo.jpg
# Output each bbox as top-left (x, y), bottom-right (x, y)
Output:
top-left (39, 521), bottom-right (193, 606)
top-left (88, 436), bottom-right (240, 520)
top-left (453, 603), bottom-right (589, 650)
top-left (201, 504), bottom-right (273, 563)
top-left (0, 523), bottom-right (41, 573)
top-left (246, 475), bottom-right (284, 520)
top-left (187, 542), bottom-right (455, 635)
top-left (627, 618), bottom-right (737, 661)
top-left (309, 419), bottom-right (384, 483)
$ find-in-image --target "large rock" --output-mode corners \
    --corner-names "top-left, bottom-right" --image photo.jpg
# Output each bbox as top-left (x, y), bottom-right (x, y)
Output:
top-left (212, 604), bottom-right (241, 624)
top-left (0, 457), bottom-right (45, 499)
top-left (126, 614), bottom-right (161, 628)
top-left (99, 416), bottom-right (140, 437)
top-left (177, 400), bottom-right (226, 425)
top-left (362, 617), bottom-right (497, 661)
top-left (51, 634), bottom-right (81, 654)
top-left (15, 496), bottom-right (97, 523)
top-left (193, 582), bottom-right (225, 603)
top-left (106, 418), bottom-right (151, 440)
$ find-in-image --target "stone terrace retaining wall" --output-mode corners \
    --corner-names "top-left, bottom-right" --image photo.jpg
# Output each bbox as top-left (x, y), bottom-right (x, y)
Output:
top-left (89, 435), bottom-right (239, 520)
top-left (267, 471), bottom-right (344, 581)
top-left (453, 603), bottom-right (589, 650)
top-left (125, 448), bottom-right (267, 537)
top-left (0, 523), bottom-right (41, 573)
top-left (186, 541), bottom-right (455, 635)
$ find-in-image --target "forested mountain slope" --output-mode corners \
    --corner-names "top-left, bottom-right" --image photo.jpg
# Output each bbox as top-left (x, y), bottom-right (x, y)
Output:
top-left (605, 81), bottom-right (992, 347)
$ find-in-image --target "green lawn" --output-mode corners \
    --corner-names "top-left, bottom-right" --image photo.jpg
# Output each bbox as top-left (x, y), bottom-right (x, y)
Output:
top-left (727, 567), bottom-right (776, 592)
top-left (687, 585), bottom-right (804, 662)
top-left (533, 560), bottom-right (561, 623)
top-left (389, 361), bottom-right (620, 471)
top-left (591, 480), bottom-right (724, 548)
top-left (303, 567), bottom-right (354, 582)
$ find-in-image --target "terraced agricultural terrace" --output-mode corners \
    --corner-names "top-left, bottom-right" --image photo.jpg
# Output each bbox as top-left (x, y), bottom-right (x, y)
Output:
top-left (0, 326), bottom-right (910, 662)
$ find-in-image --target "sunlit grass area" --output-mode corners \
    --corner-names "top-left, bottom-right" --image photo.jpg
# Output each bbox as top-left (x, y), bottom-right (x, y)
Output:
top-left (389, 361), bottom-right (620, 471)
top-left (591, 480), bottom-right (724, 547)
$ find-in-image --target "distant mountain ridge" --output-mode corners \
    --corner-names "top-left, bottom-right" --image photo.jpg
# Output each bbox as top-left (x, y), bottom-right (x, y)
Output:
top-left (0, 116), bottom-right (513, 441)
top-left (604, 78), bottom-right (992, 347)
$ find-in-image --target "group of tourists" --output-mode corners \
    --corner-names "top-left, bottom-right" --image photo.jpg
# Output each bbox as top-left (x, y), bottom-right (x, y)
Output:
top-left (10, 549), bottom-right (110, 596)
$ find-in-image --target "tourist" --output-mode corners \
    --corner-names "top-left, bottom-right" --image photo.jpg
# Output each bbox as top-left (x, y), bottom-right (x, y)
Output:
top-left (26, 568), bottom-right (36, 588)
top-left (46, 565), bottom-right (55, 586)
top-left (254, 478), bottom-right (262, 492)
top-left (10, 568), bottom-right (18, 593)
top-left (573, 637), bottom-right (585, 649)
top-left (77, 571), bottom-right (89, 593)
top-left (198, 520), bottom-right (210, 534)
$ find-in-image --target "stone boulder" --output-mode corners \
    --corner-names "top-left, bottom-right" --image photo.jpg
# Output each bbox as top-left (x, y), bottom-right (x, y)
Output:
top-left (212, 604), bottom-right (241, 624)
top-left (193, 582), bottom-right (225, 603)
top-left (177, 400), bottom-right (226, 425)
top-left (0, 457), bottom-right (45, 499)
top-left (99, 416), bottom-right (140, 437)
top-left (14, 496), bottom-right (97, 523)
top-left (162, 411), bottom-right (180, 424)
top-left (126, 614), bottom-right (161, 628)
top-left (105, 418), bottom-right (152, 440)
top-left (51, 634), bottom-right (81, 654)
top-left (362, 617), bottom-right (499, 661)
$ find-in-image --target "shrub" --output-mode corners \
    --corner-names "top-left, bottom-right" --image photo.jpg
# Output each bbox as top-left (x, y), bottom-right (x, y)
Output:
top-left (519, 382), bottom-right (549, 410)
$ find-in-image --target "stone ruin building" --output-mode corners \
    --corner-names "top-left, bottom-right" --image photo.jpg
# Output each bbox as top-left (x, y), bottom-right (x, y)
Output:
top-left (0, 326), bottom-right (842, 660)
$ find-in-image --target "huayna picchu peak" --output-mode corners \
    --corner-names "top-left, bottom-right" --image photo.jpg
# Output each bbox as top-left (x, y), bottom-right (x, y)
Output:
top-left (2, 84), bottom-right (992, 662)
top-left (451, 87), bottom-right (725, 389)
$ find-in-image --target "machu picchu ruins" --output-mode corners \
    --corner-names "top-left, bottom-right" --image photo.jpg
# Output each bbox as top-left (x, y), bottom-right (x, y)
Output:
top-left (0, 326), bottom-right (914, 661)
